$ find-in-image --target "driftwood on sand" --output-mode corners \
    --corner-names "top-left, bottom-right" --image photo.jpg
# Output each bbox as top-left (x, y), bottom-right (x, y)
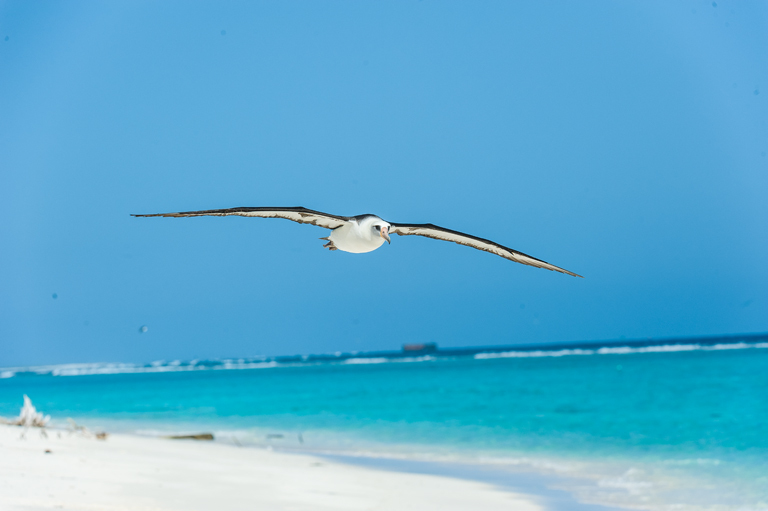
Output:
top-left (66, 418), bottom-right (107, 440)
top-left (165, 433), bottom-right (215, 441)
top-left (0, 396), bottom-right (109, 440)
top-left (0, 395), bottom-right (50, 427)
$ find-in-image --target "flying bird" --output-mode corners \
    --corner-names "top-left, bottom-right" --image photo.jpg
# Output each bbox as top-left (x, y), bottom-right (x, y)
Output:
top-left (132, 207), bottom-right (582, 277)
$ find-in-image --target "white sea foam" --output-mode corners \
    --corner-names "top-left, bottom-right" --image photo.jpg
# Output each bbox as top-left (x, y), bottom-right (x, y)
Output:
top-left (214, 361), bottom-right (279, 371)
top-left (597, 344), bottom-right (699, 354)
top-left (344, 356), bottom-right (436, 365)
top-left (1, 360), bottom-right (284, 378)
top-left (51, 363), bottom-right (198, 377)
top-left (344, 358), bottom-right (390, 364)
top-left (475, 349), bottom-right (594, 359)
top-left (597, 469), bottom-right (653, 495)
top-left (1, 340), bottom-right (765, 378)
top-left (397, 356), bottom-right (437, 363)
top-left (474, 341), bottom-right (768, 360)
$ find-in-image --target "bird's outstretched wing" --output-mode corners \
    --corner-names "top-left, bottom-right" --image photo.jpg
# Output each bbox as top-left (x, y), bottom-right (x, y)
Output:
top-left (132, 207), bottom-right (350, 230)
top-left (389, 223), bottom-right (582, 277)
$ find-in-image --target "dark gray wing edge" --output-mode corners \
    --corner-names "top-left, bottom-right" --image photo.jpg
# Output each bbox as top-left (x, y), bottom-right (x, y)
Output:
top-left (390, 223), bottom-right (583, 278)
top-left (132, 206), bottom-right (351, 221)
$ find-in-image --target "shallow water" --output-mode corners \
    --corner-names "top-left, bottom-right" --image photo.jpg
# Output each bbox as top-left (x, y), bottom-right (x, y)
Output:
top-left (2, 342), bottom-right (767, 511)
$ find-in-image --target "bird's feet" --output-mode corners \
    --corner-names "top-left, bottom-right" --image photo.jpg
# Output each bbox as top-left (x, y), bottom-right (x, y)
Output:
top-left (319, 237), bottom-right (338, 251)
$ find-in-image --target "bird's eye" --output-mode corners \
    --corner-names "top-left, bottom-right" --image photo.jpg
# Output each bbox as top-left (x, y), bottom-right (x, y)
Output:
top-left (374, 225), bottom-right (381, 231)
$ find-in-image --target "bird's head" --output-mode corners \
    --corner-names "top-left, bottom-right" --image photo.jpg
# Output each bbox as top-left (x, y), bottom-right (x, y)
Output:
top-left (372, 222), bottom-right (391, 244)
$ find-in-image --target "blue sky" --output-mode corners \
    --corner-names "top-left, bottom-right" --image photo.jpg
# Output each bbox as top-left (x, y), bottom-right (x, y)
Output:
top-left (1, 1), bottom-right (766, 367)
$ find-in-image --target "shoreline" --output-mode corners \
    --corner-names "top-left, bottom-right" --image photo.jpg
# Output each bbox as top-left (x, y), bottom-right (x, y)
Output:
top-left (4, 417), bottom-right (759, 511)
top-left (0, 424), bottom-right (548, 511)
top-left (321, 453), bottom-right (628, 511)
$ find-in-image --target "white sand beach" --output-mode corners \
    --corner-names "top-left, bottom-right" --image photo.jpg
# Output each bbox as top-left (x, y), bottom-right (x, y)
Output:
top-left (0, 425), bottom-right (541, 511)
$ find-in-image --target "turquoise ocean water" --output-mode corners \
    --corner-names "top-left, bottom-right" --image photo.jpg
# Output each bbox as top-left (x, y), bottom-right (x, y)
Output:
top-left (2, 339), bottom-right (767, 510)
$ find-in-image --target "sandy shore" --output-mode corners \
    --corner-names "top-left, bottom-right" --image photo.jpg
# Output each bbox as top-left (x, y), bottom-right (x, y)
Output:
top-left (0, 425), bottom-right (541, 511)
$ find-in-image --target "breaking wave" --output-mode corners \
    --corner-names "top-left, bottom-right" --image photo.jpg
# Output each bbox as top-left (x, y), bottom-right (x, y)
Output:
top-left (2, 337), bottom-right (766, 379)
top-left (473, 341), bottom-right (768, 359)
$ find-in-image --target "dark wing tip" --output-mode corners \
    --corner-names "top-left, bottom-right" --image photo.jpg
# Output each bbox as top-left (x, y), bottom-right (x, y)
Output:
top-left (514, 254), bottom-right (583, 278)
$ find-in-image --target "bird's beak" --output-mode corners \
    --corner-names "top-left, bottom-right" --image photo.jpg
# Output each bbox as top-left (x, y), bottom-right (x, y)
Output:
top-left (381, 226), bottom-right (391, 244)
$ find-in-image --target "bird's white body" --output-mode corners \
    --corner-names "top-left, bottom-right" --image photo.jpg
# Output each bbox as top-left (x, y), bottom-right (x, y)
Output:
top-left (328, 216), bottom-right (390, 253)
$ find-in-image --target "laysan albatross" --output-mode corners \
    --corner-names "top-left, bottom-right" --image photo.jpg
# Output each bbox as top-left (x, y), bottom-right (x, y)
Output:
top-left (132, 206), bottom-right (582, 277)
